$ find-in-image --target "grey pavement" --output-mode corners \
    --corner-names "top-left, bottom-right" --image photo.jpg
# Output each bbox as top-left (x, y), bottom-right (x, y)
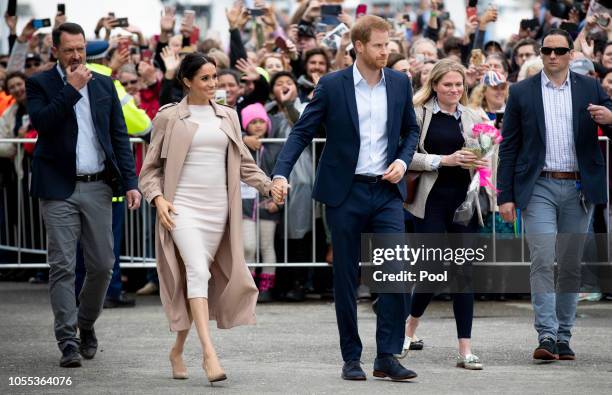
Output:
top-left (1, 281), bottom-right (611, 395)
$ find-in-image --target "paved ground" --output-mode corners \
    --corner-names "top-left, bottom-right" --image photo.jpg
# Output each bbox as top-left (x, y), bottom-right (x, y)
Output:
top-left (0, 282), bottom-right (611, 395)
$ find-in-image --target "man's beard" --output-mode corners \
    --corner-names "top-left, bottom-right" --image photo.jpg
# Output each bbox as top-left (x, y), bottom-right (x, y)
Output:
top-left (363, 53), bottom-right (387, 70)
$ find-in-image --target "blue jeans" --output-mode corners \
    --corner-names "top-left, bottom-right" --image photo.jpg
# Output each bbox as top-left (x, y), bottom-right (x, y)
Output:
top-left (523, 178), bottom-right (594, 343)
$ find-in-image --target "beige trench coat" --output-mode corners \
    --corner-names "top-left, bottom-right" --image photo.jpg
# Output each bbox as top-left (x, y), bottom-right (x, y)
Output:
top-left (139, 97), bottom-right (272, 331)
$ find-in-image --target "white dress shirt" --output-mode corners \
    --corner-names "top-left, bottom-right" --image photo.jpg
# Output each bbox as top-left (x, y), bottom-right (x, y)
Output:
top-left (541, 70), bottom-right (577, 172)
top-left (353, 64), bottom-right (390, 175)
top-left (57, 64), bottom-right (106, 175)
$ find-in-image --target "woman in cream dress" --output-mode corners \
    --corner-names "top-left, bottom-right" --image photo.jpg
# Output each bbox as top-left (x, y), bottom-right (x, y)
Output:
top-left (139, 53), bottom-right (277, 384)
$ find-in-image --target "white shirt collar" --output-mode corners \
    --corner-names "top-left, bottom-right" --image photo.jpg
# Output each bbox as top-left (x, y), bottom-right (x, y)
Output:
top-left (353, 63), bottom-right (386, 87)
top-left (432, 97), bottom-right (463, 120)
top-left (541, 70), bottom-right (570, 89)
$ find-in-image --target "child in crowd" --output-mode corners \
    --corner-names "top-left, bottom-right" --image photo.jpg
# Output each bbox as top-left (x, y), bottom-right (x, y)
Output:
top-left (241, 103), bottom-right (280, 302)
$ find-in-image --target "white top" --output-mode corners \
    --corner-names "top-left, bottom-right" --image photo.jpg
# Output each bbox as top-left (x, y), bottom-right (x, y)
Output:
top-left (176, 104), bottom-right (227, 189)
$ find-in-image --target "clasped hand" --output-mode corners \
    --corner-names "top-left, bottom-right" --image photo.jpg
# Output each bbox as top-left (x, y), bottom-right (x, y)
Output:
top-left (271, 178), bottom-right (291, 205)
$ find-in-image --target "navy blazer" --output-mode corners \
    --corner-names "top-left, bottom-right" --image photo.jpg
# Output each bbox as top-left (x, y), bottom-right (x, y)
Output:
top-left (272, 67), bottom-right (420, 207)
top-left (26, 67), bottom-right (138, 200)
top-left (498, 71), bottom-right (612, 209)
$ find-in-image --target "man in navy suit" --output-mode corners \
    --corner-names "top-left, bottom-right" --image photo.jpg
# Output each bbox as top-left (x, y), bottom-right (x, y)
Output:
top-left (26, 23), bottom-right (141, 367)
top-left (498, 29), bottom-right (612, 361)
top-left (271, 15), bottom-right (419, 381)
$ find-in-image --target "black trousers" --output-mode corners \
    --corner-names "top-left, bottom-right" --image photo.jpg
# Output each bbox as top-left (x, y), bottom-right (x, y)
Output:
top-left (411, 183), bottom-right (477, 339)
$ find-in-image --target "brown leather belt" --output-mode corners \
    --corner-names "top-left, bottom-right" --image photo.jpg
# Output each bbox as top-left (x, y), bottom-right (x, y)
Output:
top-left (540, 171), bottom-right (580, 180)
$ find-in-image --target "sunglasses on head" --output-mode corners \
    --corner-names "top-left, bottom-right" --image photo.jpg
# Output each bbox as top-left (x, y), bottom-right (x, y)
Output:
top-left (121, 79), bottom-right (139, 86)
top-left (540, 47), bottom-right (571, 56)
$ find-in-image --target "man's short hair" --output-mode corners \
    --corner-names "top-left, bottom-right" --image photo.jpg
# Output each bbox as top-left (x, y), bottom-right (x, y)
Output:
top-left (350, 15), bottom-right (391, 45)
top-left (513, 38), bottom-right (540, 56)
top-left (52, 23), bottom-right (85, 48)
top-left (542, 28), bottom-right (574, 50)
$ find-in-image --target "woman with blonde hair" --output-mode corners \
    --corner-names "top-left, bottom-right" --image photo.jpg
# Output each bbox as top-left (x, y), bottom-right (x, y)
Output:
top-left (403, 59), bottom-right (489, 370)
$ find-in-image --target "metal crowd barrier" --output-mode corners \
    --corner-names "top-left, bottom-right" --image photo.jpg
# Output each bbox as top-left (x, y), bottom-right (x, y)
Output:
top-left (0, 136), bottom-right (609, 269)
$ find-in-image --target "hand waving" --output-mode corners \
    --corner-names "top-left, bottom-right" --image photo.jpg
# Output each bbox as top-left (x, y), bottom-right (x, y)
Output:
top-left (235, 58), bottom-right (261, 81)
top-left (161, 46), bottom-right (180, 72)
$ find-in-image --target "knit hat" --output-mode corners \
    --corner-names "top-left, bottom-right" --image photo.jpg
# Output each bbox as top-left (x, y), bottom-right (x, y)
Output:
top-left (241, 103), bottom-right (271, 135)
top-left (481, 70), bottom-right (506, 87)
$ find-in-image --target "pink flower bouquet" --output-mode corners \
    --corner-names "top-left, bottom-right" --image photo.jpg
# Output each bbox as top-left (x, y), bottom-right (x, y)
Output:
top-left (453, 123), bottom-right (503, 226)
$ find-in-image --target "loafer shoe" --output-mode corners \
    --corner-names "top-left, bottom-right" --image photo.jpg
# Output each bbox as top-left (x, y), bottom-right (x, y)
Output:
top-left (456, 353), bottom-right (483, 370)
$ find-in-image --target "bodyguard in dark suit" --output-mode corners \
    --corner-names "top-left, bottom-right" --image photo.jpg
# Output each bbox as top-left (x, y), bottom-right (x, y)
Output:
top-left (498, 29), bottom-right (612, 361)
top-left (26, 23), bottom-right (142, 367)
top-left (271, 16), bottom-right (420, 381)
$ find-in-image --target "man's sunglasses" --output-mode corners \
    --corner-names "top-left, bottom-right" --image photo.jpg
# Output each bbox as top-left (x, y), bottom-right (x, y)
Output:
top-left (540, 47), bottom-right (571, 56)
top-left (25, 62), bottom-right (41, 69)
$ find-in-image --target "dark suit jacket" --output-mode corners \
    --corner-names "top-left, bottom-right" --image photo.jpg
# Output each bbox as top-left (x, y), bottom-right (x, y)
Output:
top-left (498, 71), bottom-right (612, 209)
top-left (26, 67), bottom-right (138, 200)
top-left (272, 66), bottom-right (420, 207)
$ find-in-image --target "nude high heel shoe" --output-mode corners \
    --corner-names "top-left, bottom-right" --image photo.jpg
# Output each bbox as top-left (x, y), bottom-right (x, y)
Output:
top-left (169, 350), bottom-right (188, 379)
top-left (203, 356), bottom-right (227, 384)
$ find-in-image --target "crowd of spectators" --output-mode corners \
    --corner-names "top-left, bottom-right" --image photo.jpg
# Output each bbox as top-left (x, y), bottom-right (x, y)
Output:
top-left (1, 0), bottom-right (611, 302)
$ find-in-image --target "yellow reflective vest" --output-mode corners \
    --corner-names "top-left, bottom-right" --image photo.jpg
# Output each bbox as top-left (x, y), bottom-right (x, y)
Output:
top-left (86, 63), bottom-right (152, 137)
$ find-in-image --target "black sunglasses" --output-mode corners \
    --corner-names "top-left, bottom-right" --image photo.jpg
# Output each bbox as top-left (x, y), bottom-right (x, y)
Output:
top-left (541, 47), bottom-right (571, 56)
